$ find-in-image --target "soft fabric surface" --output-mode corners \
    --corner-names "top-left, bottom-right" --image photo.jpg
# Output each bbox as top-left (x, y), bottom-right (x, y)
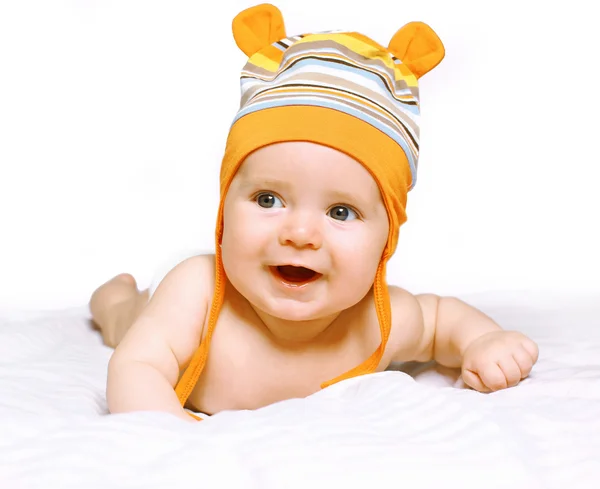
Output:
top-left (0, 294), bottom-right (599, 488)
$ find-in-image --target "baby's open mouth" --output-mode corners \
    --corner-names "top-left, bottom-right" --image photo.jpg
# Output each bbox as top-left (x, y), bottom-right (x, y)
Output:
top-left (270, 265), bottom-right (322, 285)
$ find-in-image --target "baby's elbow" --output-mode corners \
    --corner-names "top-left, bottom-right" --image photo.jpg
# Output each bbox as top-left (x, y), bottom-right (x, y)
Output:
top-left (105, 352), bottom-right (128, 409)
top-left (106, 346), bottom-right (130, 379)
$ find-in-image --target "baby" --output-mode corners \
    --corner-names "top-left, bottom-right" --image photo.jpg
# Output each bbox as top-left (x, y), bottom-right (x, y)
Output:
top-left (90, 4), bottom-right (539, 422)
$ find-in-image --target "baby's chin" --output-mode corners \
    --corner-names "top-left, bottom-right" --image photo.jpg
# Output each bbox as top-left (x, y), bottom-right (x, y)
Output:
top-left (255, 296), bottom-right (340, 323)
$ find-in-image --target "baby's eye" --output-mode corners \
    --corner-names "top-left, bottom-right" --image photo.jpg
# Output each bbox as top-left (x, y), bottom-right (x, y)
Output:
top-left (328, 205), bottom-right (358, 221)
top-left (256, 193), bottom-right (283, 209)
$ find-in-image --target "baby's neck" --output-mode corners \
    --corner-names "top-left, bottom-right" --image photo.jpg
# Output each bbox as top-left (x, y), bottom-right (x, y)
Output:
top-left (251, 306), bottom-right (342, 345)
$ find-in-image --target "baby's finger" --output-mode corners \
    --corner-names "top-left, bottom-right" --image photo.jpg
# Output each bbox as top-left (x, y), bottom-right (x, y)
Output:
top-left (512, 345), bottom-right (534, 378)
top-left (462, 369), bottom-right (490, 393)
top-left (498, 357), bottom-right (522, 388)
top-left (479, 363), bottom-right (508, 391)
top-left (521, 338), bottom-right (539, 363)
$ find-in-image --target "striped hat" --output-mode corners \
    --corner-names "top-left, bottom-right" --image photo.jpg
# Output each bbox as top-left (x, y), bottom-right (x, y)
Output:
top-left (175, 3), bottom-right (445, 408)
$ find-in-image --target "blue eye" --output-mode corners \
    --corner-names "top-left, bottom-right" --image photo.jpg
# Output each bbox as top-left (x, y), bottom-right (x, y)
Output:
top-left (328, 206), bottom-right (358, 221)
top-left (256, 193), bottom-right (283, 208)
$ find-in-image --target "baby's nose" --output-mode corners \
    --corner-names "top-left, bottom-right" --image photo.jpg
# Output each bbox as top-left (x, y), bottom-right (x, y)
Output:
top-left (278, 212), bottom-right (323, 250)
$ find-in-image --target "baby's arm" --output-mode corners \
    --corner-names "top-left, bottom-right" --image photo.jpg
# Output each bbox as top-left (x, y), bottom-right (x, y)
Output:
top-left (106, 256), bottom-right (212, 422)
top-left (392, 290), bottom-right (539, 392)
top-left (414, 294), bottom-right (502, 368)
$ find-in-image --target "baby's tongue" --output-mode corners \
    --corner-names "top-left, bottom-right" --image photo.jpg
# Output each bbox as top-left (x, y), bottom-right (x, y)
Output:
top-left (278, 265), bottom-right (315, 282)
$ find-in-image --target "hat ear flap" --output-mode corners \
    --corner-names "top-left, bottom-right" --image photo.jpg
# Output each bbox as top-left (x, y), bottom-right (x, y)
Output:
top-left (388, 21), bottom-right (445, 78)
top-left (232, 3), bottom-right (287, 57)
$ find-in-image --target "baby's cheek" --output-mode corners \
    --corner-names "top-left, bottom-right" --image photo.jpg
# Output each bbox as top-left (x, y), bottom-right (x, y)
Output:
top-left (334, 234), bottom-right (381, 281)
top-left (223, 213), bottom-right (272, 261)
top-left (224, 208), bottom-right (256, 238)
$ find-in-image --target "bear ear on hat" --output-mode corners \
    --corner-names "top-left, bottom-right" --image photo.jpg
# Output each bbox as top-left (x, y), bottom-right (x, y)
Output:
top-left (232, 3), bottom-right (287, 57)
top-left (388, 21), bottom-right (445, 78)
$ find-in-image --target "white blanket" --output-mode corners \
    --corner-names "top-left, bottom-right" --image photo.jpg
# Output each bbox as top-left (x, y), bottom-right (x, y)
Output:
top-left (1, 294), bottom-right (599, 488)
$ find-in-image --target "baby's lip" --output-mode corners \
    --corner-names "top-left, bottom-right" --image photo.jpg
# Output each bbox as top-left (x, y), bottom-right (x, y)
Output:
top-left (269, 264), bottom-right (323, 285)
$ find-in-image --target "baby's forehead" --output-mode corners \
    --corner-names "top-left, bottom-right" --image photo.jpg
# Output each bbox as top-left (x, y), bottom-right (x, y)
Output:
top-left (232, 148), bottom-right (385, 209)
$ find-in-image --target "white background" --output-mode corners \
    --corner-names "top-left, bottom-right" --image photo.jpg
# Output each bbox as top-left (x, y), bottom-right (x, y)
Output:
top-left (0, 0), bottom-right (598, 311)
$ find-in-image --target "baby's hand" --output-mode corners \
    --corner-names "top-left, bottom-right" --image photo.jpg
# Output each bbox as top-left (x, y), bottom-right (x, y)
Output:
top-left (461, 331), bottom-right (539, 392)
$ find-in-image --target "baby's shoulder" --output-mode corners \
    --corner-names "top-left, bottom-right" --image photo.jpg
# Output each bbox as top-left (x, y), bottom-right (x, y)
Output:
top-left (152, 253), bottom-right (216, 309)
top-left (383, 285), bottom-right (427, 363)
top-left (387, 285), bottom-right (421, 320)
top-left (130, 253), bottom-right (218, 371)
top-left (177, 253), bottom-right (216, 281)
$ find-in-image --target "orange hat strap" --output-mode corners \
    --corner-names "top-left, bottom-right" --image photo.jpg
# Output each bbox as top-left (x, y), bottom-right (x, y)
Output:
top-left (174, 239), bottom-right (226, 407)
top-left (320, 259), bottom-right (392, 389)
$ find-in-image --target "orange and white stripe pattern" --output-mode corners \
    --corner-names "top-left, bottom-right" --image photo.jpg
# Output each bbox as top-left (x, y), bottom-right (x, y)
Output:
top-left (233, 30), bottom-right (422, 189)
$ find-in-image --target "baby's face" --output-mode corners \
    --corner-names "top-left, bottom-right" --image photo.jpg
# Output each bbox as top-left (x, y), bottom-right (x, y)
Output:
top-left (221, 141), bottom-right (389, 322)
